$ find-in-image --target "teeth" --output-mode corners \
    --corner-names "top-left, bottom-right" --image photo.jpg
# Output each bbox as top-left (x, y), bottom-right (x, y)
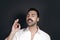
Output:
top-left (28, 20), bottom-right (32, 22)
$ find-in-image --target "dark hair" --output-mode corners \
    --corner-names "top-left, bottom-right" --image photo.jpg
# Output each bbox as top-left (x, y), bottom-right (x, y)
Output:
top-left (27, 8), bottom-right (39, 17)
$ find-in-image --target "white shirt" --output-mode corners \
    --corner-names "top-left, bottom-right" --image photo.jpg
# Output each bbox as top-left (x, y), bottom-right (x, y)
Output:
top-left (12, 27), bottom-right (51, 40)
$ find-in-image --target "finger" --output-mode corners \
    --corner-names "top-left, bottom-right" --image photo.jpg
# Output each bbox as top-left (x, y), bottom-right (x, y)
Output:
top-left (13, 19), bottom-right (19, 26)
top-left (14, 19), bottom-right (19, 23)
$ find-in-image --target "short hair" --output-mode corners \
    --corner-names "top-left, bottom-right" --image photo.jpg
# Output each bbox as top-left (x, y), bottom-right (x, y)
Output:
top-left (27, 8), bottom-right (39, 17)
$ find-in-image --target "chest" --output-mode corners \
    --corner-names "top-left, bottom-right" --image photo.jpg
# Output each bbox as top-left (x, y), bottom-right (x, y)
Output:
top-left (17, 31), bottom-right (41, 40)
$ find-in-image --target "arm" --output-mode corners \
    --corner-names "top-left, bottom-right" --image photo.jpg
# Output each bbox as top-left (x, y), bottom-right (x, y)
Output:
top-left (5, 19), bottom-right (21, 40)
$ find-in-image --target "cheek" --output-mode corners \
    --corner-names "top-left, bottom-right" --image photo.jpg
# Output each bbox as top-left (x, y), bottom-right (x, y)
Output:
top-left (33, 18), bottom-right (37, 22)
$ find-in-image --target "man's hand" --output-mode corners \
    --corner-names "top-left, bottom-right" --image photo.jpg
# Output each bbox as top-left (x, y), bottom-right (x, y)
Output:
top-left (5, 19), bottom-right (21, 40)
top-left (11, 19), bottom-right (21, 33)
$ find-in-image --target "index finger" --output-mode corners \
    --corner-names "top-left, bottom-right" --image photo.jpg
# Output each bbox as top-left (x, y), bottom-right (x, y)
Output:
top-left (14, 19), bottom-right (19, 23)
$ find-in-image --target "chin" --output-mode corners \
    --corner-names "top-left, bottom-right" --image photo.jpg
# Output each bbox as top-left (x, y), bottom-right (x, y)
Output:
top-left (28, 24), bottom-right (32, 26)
top-left (28, 24), bottom-right (35, 27)
top-left (27, 23), bottom-right (35, 26)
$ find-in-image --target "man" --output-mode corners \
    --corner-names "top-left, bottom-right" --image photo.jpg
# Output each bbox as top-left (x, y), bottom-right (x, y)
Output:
top-left (5, 8), bottom-right (51, 40)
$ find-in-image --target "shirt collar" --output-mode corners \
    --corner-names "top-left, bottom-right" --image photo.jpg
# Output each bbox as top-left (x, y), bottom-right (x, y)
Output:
top-left (25, 27), bottom-right (41, 34)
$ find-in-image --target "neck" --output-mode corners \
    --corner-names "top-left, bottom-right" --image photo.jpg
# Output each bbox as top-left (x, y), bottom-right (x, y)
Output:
top-left (28, 24), bottom-right (38, 34)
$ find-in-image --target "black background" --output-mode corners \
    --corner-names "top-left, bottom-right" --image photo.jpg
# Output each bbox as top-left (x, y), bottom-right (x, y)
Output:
top-left (0, 0), bottom-right (60, 40)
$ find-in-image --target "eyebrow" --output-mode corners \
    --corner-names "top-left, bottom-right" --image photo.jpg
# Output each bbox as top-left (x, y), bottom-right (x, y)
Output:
top-left (28, 13), bottom-right (36, 15)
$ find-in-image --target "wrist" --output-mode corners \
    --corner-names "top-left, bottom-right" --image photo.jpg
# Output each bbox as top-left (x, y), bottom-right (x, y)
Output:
top-left (11, 31), bottom-right (16, 35)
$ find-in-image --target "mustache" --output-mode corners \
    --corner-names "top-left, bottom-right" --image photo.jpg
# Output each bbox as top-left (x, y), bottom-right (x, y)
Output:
top-left (27, 19), bottom-right (33, 22)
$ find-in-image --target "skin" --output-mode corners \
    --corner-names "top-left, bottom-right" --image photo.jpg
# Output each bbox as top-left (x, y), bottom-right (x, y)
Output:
top-left (5, 10), bottom-right (39, 40)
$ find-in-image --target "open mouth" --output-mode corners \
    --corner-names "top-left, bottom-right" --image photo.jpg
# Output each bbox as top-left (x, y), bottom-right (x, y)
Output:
top-left (27, 19), bottom-right (33, 23)
top-left (28, 20), bottom-right (32, 23)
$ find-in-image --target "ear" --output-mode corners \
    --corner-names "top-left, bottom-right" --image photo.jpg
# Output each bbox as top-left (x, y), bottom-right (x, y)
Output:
top-left (37, 17), bottom-right (39, 22)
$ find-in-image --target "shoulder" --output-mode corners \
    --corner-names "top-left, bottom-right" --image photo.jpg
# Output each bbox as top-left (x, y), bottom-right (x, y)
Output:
top-left (39, 29), bottom-right (51, 40)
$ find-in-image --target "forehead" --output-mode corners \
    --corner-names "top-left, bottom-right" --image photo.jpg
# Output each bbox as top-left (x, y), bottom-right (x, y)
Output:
top-left (27, 10), bottom-right (37, 15)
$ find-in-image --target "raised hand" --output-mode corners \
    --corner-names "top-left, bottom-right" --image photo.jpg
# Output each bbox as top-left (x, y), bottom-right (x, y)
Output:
top-left (5, 19), bottom-right (21, 40)
top-left (11, 19), bottom-right (21, 33)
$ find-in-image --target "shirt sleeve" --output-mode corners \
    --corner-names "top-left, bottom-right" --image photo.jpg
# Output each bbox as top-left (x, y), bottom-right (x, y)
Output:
top-left (4, 34), bottom-right (17, 40)
top-left (5, 29), bottom-right (24, 40)
top-left (46, 34), bottom-right (51, 40)
top-left (12, 33), bottom-right (17, 40)
top-left (12, 29), bottom-right (24, 40)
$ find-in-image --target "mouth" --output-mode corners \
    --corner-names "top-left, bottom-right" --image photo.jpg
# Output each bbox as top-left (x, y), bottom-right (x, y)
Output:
top-left (27, 19), bottom-right (33, 23)
top-left (28, 20), bottom-right (32, 23)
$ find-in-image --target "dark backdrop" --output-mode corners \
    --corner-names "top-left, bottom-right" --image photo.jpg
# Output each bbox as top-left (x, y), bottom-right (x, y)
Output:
top-left (0, 0), bottom-right (60, 40)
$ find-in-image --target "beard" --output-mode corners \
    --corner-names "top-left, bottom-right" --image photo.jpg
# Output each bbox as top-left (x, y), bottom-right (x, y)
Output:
top-left (29, 22), bottom-right (36, 27)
